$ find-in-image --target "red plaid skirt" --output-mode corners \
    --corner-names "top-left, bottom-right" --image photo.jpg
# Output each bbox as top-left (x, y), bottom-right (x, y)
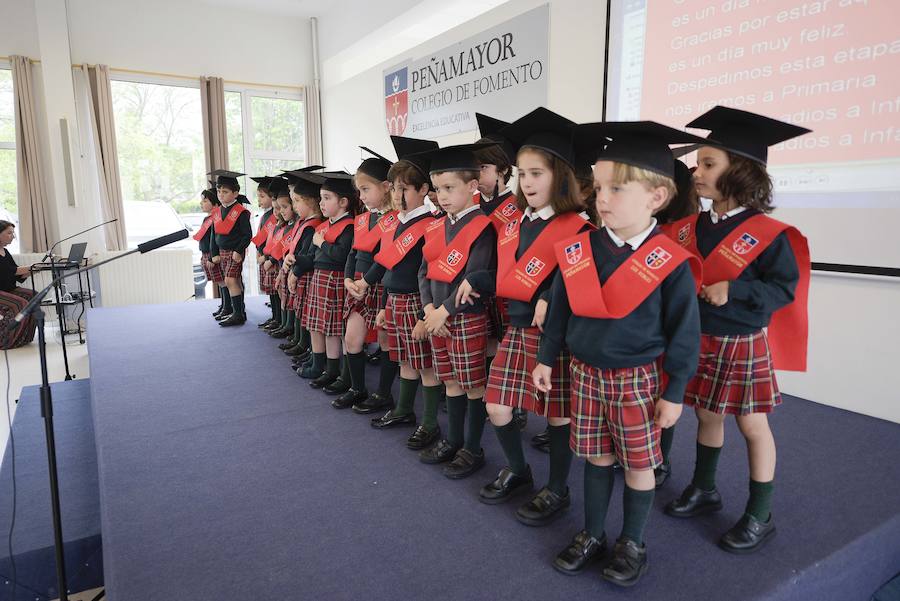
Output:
top-left (342, 271), bottom-right (385, 335)
top-left (293, 272), bottom-right (312, 320)
top-left (486, 297), bottom-right (508, 341)
top-left (276, 269), bottom-right (290, 307)
top-left (431, 312), bottom-right (488, 390)
top-left (259, 262), bottom-right (277, 294)
top-left (218, 249), bottom-right (243, 279)
top-left (304, 269), bottom-right (346, 337)
top-left (201, 252), bottom-right (224, 284)
top-left (385, 292), bottom-right (432, 370)
top-left (684, 330), bottom-right (781, 415)
top-left (485, 326), bottom-right (572, 418)
top-left (569, 358), bottom-right (662, 470)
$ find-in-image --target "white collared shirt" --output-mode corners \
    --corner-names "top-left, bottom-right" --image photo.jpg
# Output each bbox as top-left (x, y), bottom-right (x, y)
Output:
top-left (398, 204), bottom-right (431, 224)
top-left (329, 211), bottom-right (350, 224)
top-left (447, 203), bottom-right (481, 225)
top-left (709, 206), bottom-right (747, 224)
top-left (606, 218), bottom-right (658, 250)
top-left (523, 204), bottom-right (556, 222)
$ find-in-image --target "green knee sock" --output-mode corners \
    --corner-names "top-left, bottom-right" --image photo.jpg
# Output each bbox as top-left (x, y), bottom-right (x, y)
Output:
top-left (377, 357), bottom-right (399, 397)
top-left (660, 426), bottom-right (675, 465)
top-left (339, 353), bottom-right (351, 381)
top-left (220, 287), bottom-right (232, 313)
top-left (494, 421), bottom-right (526, 475)
top-left (394, 377), bottom-right (419, 416)
top-left (299, 327), bottom-right (310, 352)
top-left (745, 479), bottom-right (774, 522)
top-left (691, 442), bottom-right (722, 491)
top-left (347, 351), bottom-right (367, 393)
top-left (421, 384), bottom-right (443, 431)
top-left (286, 310), bottom-right (295, 330)
top-left (270, 294), bottom-right (278, 320)
top-left (584, 463), bottom-right (615, 540)
top-left (326, 357), bottom-right (340, 377)
top-left (311, 352), bottom-right (326, 374)
top-left (445, 394), bottom-right (468, 448)
top-left (291, 317), bottom-right (302, 344)
top-left (464, 398), bottom-right (487, 453)
top-left (231, 294), bottom-right (244, 317)
top-left (547, 424), bottom-right (573, 496)
top-left (621, 485), bottom-right (655, 544)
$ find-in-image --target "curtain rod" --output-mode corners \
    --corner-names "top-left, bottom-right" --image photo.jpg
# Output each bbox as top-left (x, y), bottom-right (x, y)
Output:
top-left (0, 56), bottom-right (302, 91)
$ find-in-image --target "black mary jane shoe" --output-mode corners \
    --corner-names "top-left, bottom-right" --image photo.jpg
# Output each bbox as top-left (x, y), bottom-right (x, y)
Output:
top-left (278, 338), bottom-right (298, 350)
top-left (664, 484), bottom-right (723, 518)
top-left (370, 410), bottom-right (416, 429)
top-left (552, 530), bottom-right (607, 575)
top-left (406, 425), bottom-right (440, 450)
top-left (331, 389), bottom-right (368, 410)
top-left (264, 321), bottom-right (281, 332)
top-left (352, 392), bottom-right (394, 415)
top-left (442, 448), bottom-right (485, 480)
top-left (293, 350), bottom-right (312, 365)
top-left (478, 465), bottom-right (534, 505)
top-left (310, 372), bottom-right (338, 389)
top-left (602, 537), bottom-right (648, 587)
top-left (718, 513), bottom-right (776, 554)
top-left (257, 318), bottom-right (274, 329)
top-left (654, 462), bottom-right (671, 489)
top-left (418, 439), bottom-right (460, 464)
top-left (215, 311), bottom-right (233, 322)
top-left (516, 486), bottom-right (571, 526)
top-left (323, 377), bottom-right (351, 396)
top-left (270, 328), bottom-right (291, 339)
top-left (218, 313), bottom-right (246, 327)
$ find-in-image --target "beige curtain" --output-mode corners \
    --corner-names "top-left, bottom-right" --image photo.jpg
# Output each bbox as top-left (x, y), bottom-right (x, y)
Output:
top-left (304, 83), bottom-right (323, 165)
top-left (200, 76), bottom-right (228, 173)
top-left (10, 56), bottom-right (50, 253)
top-left (82, 64), bottom-right (127, 250)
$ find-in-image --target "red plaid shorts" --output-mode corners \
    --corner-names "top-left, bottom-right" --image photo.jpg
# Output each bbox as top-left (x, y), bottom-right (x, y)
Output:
top-left (259, 262), bottom-right (277, 294)
top-left (486, 297), bottom-right (508, 341)
top-left (294, 272), bottom-right (313, 325)
top-left (218, 249), bottom-right (243, 279)
top-left (342, 272), bottom-right (385, 334)
top-left (485, 326), bottom-right (572, 418)
top-left (201, 252), bottom-right (224, 284)
top-left (569, 358), bottom-right (662, 470)
top-left (431, 312), bottom-right (488, 390)
top-left (384, 292), bottom-right (432, 370)
top-left (304, 269), bottom-right (346, 337)
top-left (684, 330), bottom-right (781, 415)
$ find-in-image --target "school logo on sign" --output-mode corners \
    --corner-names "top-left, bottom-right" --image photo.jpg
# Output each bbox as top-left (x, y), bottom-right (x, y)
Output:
top-left (678, 223), bottom-right (691, 243)
top-left (733, 233), bottom-right (758, 255)
top-left (446, 250), bottom-right (463, 266)
top-left (384, 68), bottom-right (409, 136)
top-left (645, 246), bottom-right (672, 269)
top-left (525, 256), bottom-right (545, 276)
top-left (564, 242), bottom-right (582, 265)
top-left (400, 232), bottom-right (414, 247)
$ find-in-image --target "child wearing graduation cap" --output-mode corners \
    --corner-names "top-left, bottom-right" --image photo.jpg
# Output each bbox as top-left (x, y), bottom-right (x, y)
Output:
top-left (251, 176), bottom-right (279, 328)
top-left (301, 172), bottom-right (359, 388)
top-left (260, 180), bottom-right (291, 335)
top-left (209, 170), bottom-right (252, 326)
top-left (270, 179), bottom-right (303, 344)
top-left (329, 148), bottom-right (398, 411)
top-left (456, 108), bottom-right (592, 522)
top-left (368, 136), bottom-right (442, 443)
top-left (410, 142), bottom-right (498, 478)
top-left (662, 106), bottom-right (811, 554)
top-left (195, 187), bottom-right (225, 313)
top-left (533, 121), bottom-right (706, 586)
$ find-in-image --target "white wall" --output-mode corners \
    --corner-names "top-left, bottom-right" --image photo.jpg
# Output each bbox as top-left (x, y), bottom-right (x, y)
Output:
top-left (0, 0), bottom-right (41, 58)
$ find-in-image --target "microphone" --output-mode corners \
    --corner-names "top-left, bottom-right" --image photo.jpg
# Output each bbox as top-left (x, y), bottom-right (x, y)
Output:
top-left (6, 229), bottom-right (190, 332)
top-left (42, 219), bottom-right (118, 261)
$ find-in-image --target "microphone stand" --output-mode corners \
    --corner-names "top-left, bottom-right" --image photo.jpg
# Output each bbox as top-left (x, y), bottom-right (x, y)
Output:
top-left (6, 230), bottom-right (188, 601)
top-left (40, 219), bottom-right (118, 263)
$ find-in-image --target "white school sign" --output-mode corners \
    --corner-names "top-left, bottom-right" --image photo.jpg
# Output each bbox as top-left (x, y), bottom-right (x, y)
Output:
top-left (383, 5), bottom-right (549, 139)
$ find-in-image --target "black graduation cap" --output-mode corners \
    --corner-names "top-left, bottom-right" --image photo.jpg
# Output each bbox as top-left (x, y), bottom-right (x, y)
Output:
top-left (406, 142), bottom-right (499, 175)
top-left (499, 107), bottom-right (577, 168)
top-left (475, 113), bottom-right (517, 163)
top-left (390, 136), bottom-right (439, 178)
top-left (686, 106), bottom-right (811, 165)
top-left (575, 121), bottom-right (709, 178)
top-left (207, 169), bottom-right (245, 188)
top-left (268, 175), bottom-right (290, 198)
top-left (250, 175), bottom-right (275, 189)
top-left (357, 147), bottom-right (393, 182)
top-left (319, 171), bottom-right (356, 198)
top-left (283, 170), bottom-right (323, 197)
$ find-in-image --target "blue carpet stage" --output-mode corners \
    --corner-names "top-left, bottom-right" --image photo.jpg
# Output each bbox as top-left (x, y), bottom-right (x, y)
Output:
top-left (80, 298), bottom-right (899, 601)
top-left (0, 379), bottom-right (104, 601)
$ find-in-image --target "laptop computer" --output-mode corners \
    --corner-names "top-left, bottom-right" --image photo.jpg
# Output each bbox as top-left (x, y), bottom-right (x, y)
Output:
top-left (63, 242), bottom-right (87, 266)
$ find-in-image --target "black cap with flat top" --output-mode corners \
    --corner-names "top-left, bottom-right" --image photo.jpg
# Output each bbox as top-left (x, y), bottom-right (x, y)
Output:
top-left (475, 113), bottom-right (517, 162)
top-left (357, 147), bottom-right (393, 182)
top-left (319, 171), bottom-right (356, 198)
top-left (390, 136), bottom-right (439, 178)
top-left (498, 107), bottom-right (577, 168)
top-left (207, 169), bottom-right (245, 188)
top-left (686, 105), bottom-right (812, 165)
top-left (405, 142), bottom-right (498, 175)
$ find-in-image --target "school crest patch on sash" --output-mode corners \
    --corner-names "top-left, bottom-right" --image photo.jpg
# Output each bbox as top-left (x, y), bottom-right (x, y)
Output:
top-left (502, 203), bottom-right (518, 217)
top-left (678, 223), bottom-right (691, 243)
top-left (525, 256), bottom-right (545, 276)
top-left (565, 242), bottom-right (582, 265)
top-left (446, 250), bottom-right (463, 266)
top-left (401, 232), bottom-right (414, 247)
top-left (733, 233), bottom-right (759, 255)
top-left (504, 220), bottom-right (518, 237)
top-left (645, 246), bottom-right (672, 269)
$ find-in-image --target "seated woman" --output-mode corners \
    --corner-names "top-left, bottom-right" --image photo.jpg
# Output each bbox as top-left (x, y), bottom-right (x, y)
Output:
top-left (0, 220), bottom-right (37, 349)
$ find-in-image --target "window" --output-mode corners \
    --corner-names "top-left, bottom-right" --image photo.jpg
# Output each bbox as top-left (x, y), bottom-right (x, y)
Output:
top-left (0, 68), bottom-right (18, 253)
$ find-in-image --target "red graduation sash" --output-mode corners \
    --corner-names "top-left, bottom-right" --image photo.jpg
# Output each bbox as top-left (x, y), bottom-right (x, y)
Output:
top-left (496, 212), bottom-right (589, 302)
top-left (263, 223), bottom-right (286, 256)
top-left (374, 215), bottom-right (436, 269)
top-left (192, 215), bottom-right (214, 242)
top-left (287, 218), bottom-right (324, 255)
top-left (252, 213), bottom-right (276, 247)
top-left (213, 203), bottom-right (248, 235)
top-left (423, 214), bottom-right (492, 283)
top-left (323, 216), bottom-right (354, 244)
top-left (273, 221), bottom-right (301, 261)
top-left (488, 195), bottom-right (522, 232)
top-left (353, 211), bottom-right (398, 252)
top-left (555, 232), bottom-right (701, 319)
top-left (664, 213), bottom-right (810, 372)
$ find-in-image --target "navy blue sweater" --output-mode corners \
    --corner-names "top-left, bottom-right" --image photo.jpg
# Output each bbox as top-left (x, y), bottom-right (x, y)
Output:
top-left (213, 203), bottom-right (252, 256)
top-left (313, 215), bottom-right (354, 271)
top-left (537, 227), bottom-right (701, 403)
top-left (694, 209), bottom-right (799, 335)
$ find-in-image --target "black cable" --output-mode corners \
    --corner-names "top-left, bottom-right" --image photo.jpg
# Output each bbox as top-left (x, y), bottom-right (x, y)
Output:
top-left (4, 347), bottom-right (17, 600)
